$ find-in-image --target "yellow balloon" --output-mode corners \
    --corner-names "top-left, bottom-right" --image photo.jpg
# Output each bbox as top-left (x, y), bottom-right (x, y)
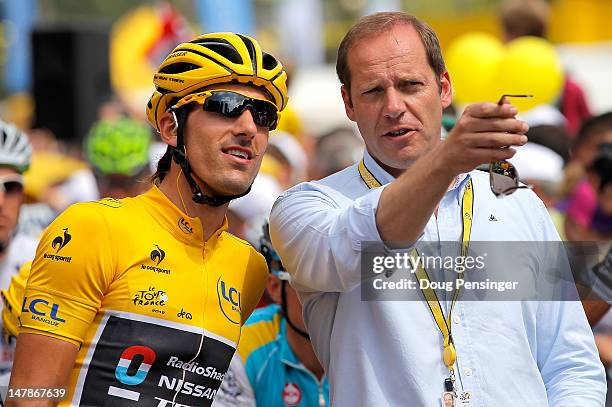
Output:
top-left (445, 33), bottom-right (505, 106)
top-left (496, 37), bottom-right (565, 112)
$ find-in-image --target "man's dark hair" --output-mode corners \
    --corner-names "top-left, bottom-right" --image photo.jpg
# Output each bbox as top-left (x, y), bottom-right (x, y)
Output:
top-left (574, 112), bottom-right (612, 152)
top-left (499, 0), bottom-right (550, 40)
top-left (526, 125), bottom-right (571, 164)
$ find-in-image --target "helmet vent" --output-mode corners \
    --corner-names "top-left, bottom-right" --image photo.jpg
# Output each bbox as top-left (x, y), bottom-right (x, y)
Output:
top-left (192, 38), bottom-right (243, 65)
top-left (262, 52), bottom-right (279, 70)
top-left (237, 34), bottom-right (257, 72)
top-left (203, 43), bottom-right (243, 64)
top-left (159, 62), bottom-right (200, 74)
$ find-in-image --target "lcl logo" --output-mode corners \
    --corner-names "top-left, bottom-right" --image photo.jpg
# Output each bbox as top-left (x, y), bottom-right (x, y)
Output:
top-left (216, 278), bottom-right (241, 325)
top-left (21, 297), bottom-right (65, 323)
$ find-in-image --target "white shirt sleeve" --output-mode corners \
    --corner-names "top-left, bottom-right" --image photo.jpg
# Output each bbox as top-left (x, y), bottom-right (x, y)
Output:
top-left (212, 354), bottom-right (255, 407)
top-left (269, 182), bottom-right (387, 293)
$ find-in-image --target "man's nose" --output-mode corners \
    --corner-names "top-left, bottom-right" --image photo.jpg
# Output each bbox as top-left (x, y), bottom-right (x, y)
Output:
top-left (234, 109), bottom-right (258, 139)
top-left (382, 88), bottom-right (405, 120)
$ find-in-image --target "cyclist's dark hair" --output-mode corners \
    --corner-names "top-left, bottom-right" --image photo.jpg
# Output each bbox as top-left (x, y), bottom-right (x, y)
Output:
top-left (150, 146), bottom-right (173, 183)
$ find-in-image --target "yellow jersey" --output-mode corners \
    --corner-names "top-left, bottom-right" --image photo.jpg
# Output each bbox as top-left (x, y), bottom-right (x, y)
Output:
top-left (17, 186), bottom-right (267, 406)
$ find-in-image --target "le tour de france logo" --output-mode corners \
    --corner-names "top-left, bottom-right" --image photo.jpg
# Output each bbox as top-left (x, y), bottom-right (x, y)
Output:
top-left (52, 228), bottom-right (71, 253)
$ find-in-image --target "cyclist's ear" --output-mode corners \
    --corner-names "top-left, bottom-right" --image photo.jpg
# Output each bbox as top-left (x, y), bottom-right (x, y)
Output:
top-left (159, 112), bottom-right (178, 147)
top-left (266, 274), bottom-right (282, 304)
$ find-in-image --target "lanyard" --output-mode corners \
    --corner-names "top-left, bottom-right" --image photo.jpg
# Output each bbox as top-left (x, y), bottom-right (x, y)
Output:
top-left (358, 158), bottom-right (474, 373)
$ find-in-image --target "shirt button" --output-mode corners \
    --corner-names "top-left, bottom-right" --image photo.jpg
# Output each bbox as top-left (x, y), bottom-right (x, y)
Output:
top-left (453, 315), bottom-right (461, 324)
top-left (464, 368), bottom-right (473, 377)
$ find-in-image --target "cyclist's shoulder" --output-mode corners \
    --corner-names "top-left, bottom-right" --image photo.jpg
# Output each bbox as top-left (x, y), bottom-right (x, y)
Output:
top-left (244, 304), bottom-right (282, 327)
top-left (56, 195), bottom-right (146, 228)
top-left (219, 231), bottom-right (260, 253)
top-left (58, 195), bottom-right (137, 218)
top-left (237, 305), bottom-right (283, 361)
top-left (218, 232), bottom-right (268, 269)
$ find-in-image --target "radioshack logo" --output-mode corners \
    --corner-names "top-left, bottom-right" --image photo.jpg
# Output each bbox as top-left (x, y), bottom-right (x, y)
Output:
top-left (21, 297), bottom-right (66, 327)
top-left (178, 217), bottom-right (193, 234)
top-left (216, 277), bottom-right (241, 325)
top-left (133, 286), bottom-right (168, 315)
top-left (141, 245), bottom-right (171, 274)
top-left (43, 228), bottom-right (72, 262)
top-left (52, 228), bottom-right (71, 253)
top-left (108, 345), bottom-right (156, 401)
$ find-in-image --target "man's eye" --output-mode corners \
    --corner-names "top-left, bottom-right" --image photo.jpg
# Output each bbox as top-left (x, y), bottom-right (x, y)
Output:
top-left (402, 81), bottom-right (422, 89)
top-left (363, 87), bottom-right (381, 95)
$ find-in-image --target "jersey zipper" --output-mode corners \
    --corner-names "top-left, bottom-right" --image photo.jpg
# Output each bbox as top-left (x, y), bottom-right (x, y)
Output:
top-left (318, 382), bottom-right (325, 407)
top-left (282, 359), bottom-right (326, 406)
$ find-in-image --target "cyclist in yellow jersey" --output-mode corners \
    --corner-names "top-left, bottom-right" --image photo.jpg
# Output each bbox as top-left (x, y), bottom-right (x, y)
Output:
top-left (6, 32), bottom-right (288, 407)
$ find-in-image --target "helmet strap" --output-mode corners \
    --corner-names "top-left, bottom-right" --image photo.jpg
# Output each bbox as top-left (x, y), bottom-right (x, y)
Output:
top-left (281, 280), bottom-right (310, 340)
top-left (170, 107), bottom-right (252, 207)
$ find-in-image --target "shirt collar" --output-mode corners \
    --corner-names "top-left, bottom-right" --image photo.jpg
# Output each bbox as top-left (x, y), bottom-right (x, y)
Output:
top-left (362, 149), bottom-right (471, 204)
top-left (139, 185), bottom-right (228, 247)
top-left (451, 173), bottom-right (471, 205)
top-left (361, 149), bottom-right (396, 186)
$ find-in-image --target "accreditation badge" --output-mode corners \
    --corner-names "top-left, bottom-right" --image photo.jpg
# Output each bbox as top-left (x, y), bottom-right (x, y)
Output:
top-left (441, 391), bottom-right (456, 407)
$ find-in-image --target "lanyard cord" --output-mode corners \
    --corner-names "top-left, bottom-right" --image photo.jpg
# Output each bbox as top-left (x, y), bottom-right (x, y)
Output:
top-left (358, 158), bottom-right (474, 372)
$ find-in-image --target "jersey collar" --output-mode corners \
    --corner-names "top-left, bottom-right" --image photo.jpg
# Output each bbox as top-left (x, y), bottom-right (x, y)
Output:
top-left (279, 318), bottom-right (304, 369)
top-left (140, 185), bottom-right (228, 246)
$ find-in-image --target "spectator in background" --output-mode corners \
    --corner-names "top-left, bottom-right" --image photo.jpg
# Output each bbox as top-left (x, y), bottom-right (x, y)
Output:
top-left (85, 118), bottom-right (152, 199)
top-left (507, 124), bottom-right (572, 237)
top-left (214, 223), bottom-right (328, 407)
top-left (499, 0), bottom-right (592, 136)
top-left (0, 120), bottom-right (37, 375)
top-left (571, 112), bottom-right (612, 170)
top-left (267, 131), bottom-right (308, 189)
top-left (228, 173), bottom-right (283, 245)
top-left (509, 141), bottom-right (566, 236)
top-left (564, 114), bottom-right (612, 241)
top-left (524, 124), bottom-right (571, 164)
top-left (311, 127), bottom-right (364, 180)
top-left (572, 142), bottom-right (612, 404)
top-left (17, 128), bottom-right (99, 239)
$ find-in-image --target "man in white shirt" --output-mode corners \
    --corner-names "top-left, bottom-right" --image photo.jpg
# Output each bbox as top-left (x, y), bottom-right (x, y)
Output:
top-left (270, 11), bottom-right (606, 406)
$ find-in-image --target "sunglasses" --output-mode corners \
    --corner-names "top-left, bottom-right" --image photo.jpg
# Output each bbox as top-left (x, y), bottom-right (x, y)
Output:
top-left (489, 94), bottom-right (534, 198)
top-left (0, 174), bottom-right (24, 195)
top-left (172, 90), bottom-right (279, 130)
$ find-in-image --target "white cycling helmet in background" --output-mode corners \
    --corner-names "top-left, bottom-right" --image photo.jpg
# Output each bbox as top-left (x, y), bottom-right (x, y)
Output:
top-left (0, 120), bottom-right (31, 173)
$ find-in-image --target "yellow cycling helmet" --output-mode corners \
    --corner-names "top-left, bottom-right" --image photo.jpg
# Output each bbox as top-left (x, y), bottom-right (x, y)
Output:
top-left (146, 32), bottom-right (288, 132)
